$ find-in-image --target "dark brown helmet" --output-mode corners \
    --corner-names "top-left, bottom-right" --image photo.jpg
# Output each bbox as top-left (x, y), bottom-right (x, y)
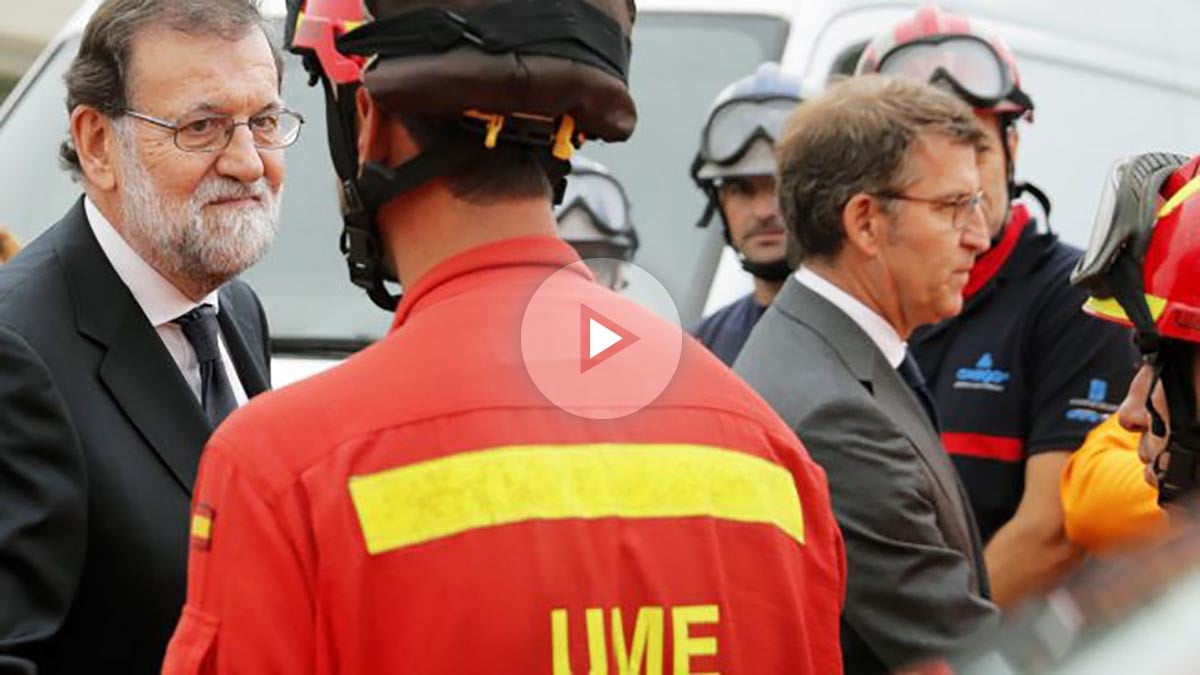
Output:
top-left (356, 0), bottom-right (637, 142)
top-left (286, 0), bottom-right (638, 310)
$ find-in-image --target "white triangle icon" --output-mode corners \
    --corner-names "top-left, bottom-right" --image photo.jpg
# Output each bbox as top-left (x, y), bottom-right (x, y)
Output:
top-left (589, 318), bottom-right (623, 359)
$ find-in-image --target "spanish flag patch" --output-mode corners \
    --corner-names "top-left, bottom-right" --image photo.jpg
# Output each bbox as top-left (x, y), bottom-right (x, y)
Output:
top-left (190, 503), bottom-right (215, 551)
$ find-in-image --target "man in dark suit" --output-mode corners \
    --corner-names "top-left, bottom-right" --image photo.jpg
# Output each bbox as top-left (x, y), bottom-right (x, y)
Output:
top-left (735, 75), bottom-right (1001, 673)
top-left (0, 0), bottom-right (291, 672)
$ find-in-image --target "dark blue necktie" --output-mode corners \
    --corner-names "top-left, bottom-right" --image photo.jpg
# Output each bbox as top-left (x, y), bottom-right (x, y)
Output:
top-left (174, 304), bottom-right (238, 428)
top-left (898, 351), bottom-right (941, 433)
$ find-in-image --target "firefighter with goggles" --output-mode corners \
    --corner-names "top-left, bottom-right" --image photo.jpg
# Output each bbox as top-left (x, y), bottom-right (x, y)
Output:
top-left (1072, 152), bottom-right (1200, 510)
top-left (691, 62), bottom-right (803, 366)
top-left (555, 155), bottom-right (638, 291)
top-left (857, 5), bottom-right (1137, 609)
top-left (162, 0), bottom-right (846, 672)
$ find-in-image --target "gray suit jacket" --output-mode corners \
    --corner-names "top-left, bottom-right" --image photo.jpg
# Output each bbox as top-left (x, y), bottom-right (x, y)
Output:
top-left (735, 277), bottom-right (999, 674)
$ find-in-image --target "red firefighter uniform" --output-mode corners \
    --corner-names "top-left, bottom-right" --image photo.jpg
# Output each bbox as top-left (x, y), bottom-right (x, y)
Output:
top-left (162, 236), bottom-right (846, 674)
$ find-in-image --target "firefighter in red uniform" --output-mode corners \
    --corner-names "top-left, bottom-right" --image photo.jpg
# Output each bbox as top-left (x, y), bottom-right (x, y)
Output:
top-left (161, 1), bottom-right (846, 673)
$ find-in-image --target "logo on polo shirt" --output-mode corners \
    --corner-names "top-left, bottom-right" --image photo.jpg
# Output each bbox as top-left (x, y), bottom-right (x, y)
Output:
top-left (954, 352), bottom-right (1011, 392)
top-left (1066, 378), bottom-right (1119, 423)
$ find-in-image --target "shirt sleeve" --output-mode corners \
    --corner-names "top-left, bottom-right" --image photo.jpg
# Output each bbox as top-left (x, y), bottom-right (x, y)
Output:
top-left (1060, 414), bottom-right (1168, 554)
top-left (1025, 267), bottom-right (1138, 455)
top-left (162, 432), bottom-right (316, 675)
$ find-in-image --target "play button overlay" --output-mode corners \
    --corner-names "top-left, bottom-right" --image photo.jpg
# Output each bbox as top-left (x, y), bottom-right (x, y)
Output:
top-left (521, 259), bottom-right (683, 420)
top-left (581, 305), bottom-right (639, 373)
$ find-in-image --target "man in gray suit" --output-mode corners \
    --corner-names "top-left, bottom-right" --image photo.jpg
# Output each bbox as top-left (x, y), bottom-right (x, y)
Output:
top-left (735, 74), bottom-right (1001, 673)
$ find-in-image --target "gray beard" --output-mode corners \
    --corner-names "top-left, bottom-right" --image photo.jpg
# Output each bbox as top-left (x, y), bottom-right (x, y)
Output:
top-left (116, 126), bottom-right (281, 296)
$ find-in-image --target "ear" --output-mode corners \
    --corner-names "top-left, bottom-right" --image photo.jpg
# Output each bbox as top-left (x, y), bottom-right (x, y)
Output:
top-left (355, 87), bottom-right (387, 168)
top-left (355, 88), bottom-right (419, 171)
top-left (70, 106), bottom-right (119, 192)
top-left (1005, 124), bottom-right (1020, 166)
top-left (841, 192), bottom-right (886, 257)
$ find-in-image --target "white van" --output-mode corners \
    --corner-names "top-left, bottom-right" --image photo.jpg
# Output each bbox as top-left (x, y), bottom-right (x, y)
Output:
top-left (1, 0), bottom-right (1198, 384)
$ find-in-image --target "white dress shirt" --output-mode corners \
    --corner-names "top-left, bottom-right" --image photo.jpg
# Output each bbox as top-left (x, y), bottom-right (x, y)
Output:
top-left (794, 265), bottom-right (907, 369)
top-left (85, 198), bottom-right (248, 407)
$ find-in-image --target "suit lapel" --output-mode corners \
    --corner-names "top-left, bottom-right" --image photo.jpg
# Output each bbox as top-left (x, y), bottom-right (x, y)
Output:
top-left (56, 199), bottom-right (211, 494)
top-left (872, 364), bottom-right (975, 534)
top-left (776, 279), bottom-right (982, 568)
top-left (99, 309), bottom-right (211, 492)
top-left (216, 297), bottom-right (269, 397)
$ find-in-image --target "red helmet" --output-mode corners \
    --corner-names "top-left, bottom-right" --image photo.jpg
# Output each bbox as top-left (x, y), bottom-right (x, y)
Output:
top-left (1076, 153), bottom-right (1200, 344)
top-left (856, 5), bottom-right (1033, 121)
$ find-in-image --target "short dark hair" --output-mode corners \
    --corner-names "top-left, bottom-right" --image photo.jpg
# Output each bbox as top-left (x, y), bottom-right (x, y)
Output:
top-left (399, 113), bottom-right (554, 203)
top-left (60, 0), bottom-right (280, 177)
top-left (776, 74), bottom-right (985, 261)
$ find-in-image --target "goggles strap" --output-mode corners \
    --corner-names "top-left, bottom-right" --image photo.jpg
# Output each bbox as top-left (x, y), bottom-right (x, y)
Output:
top-left (689, 152), bottom-right (722, 231)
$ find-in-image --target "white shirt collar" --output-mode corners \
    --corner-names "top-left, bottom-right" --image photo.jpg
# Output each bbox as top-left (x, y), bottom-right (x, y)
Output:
top-left (794, 265), bottom-right (907, 369)
top-left (85, 197), bottom-right (219, 327)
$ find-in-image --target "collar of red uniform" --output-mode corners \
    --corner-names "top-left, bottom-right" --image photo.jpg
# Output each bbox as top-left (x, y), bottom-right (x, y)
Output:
top-left (963, 203), bottom-right (1031, 299)
top-left (391, 236), bottom-right (590, 329)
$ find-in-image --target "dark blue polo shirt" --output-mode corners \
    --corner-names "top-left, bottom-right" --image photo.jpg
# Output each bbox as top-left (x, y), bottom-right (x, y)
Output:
top-left (692, 293), bottom-right (768, 366)
top-left (911, 219), bottom-right (1137, 543)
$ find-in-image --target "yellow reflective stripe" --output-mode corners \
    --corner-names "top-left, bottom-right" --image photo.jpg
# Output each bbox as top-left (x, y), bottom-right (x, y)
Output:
top-left (1084, 294), bottom-right (1167, 321)
top-left (191, 514), bottom-right (213, 541)
top-left (348, 444), bottom-right (805, 555)
top-left (1158, 173), bottom-right (1200, 218)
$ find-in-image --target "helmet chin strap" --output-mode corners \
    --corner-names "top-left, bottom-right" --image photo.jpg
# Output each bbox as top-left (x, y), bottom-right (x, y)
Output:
top-left (739, 256), bottom-right (791, 282)
top-left (1150, 341), bottom-right (1200, 505)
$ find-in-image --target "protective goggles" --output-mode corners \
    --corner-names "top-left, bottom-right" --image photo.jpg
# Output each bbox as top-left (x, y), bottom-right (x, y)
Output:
top-left (697, 96), bottom-right (800, 165)
top-left (556, 168), bottom-right (636, 242)
top-left (876, 34), bottom-right (1030, 113)
top-left (1071, 153), bottom-right (1188, 299)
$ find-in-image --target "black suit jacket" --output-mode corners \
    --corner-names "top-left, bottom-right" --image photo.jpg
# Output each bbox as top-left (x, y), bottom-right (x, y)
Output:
top-left (0, 200), bottom-right (270, 674)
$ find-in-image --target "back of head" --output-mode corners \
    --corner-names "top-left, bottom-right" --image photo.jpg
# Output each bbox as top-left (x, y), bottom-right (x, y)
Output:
top-left (363, 0), bottom-right (638, 203)
top-left (776, 74), bottom-right (982, 262)
top-left (288, 0), bottom-right (639, 308)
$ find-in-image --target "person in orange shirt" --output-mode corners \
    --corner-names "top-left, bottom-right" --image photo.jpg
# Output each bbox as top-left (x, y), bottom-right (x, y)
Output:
top-left (0, 226), bottom-right (19, 263)
top-left (1060, 414), bottom-right (1168, 554)
top-left (1070, 151), bottom-right (1200, 542)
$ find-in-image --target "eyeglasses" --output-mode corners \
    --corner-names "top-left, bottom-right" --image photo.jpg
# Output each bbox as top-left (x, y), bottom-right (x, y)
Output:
top-left (123, 108), bottom-right (305, 152)
top-left (873, 189), bottom-right (984, 231)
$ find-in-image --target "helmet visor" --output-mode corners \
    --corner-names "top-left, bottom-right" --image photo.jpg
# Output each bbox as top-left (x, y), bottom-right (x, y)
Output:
top-left (877, 34), bottom-right (1010, 107)
top-left (1071, 153), bottom-right (1188, 294)
top-left (1074, 157), bottom-right (1131, 290)
top-left (556, 170), bottom-right (633, 237)
top-left (701, 97), bottom-right (799, 165)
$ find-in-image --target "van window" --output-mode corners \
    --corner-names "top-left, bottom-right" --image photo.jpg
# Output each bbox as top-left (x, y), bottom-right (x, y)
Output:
top-left (829, 41), bottom-right (869, 80)
top-left (0, 13), bottom-right (787, 345)
top-left (1013, 53), bottom-right (1200, 247)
